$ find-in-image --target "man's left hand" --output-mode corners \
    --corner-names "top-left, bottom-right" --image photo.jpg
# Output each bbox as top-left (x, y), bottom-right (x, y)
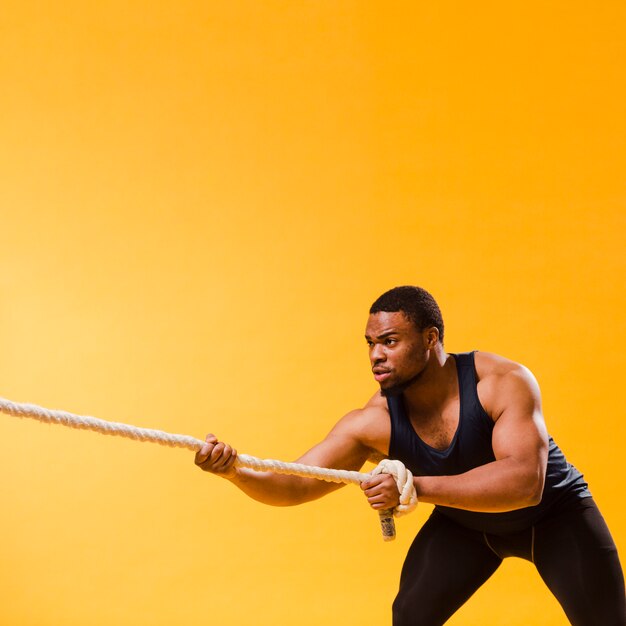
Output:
top-left (360, 473), bottom-right (400, 510)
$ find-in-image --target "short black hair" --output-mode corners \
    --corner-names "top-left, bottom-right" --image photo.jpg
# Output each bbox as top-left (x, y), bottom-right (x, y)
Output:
top-left (369, 286), bottom-right (444, 344)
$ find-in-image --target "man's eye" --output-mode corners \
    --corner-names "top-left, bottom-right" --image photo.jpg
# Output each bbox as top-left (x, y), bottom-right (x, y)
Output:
top-left (385, 339), bottom-right (396, 345)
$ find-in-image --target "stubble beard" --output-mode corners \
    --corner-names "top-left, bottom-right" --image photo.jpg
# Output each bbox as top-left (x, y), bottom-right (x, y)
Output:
top-left (380, 368), bottom-right (425, 398)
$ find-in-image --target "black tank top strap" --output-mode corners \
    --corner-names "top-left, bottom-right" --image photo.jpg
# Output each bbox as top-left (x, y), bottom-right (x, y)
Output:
top-left (387, 394), bottom-right (417, 466)
top-left (452, 351), bottom-right (493, 426)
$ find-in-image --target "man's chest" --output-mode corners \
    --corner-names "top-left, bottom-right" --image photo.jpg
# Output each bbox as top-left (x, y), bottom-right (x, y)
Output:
top-left (408, 398), bottom-right (461, 451)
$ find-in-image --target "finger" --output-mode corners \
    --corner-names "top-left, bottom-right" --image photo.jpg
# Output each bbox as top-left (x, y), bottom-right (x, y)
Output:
top-left (194, 442), bottom-right (215, 465)
top-left (369, 496), bottom-right (397, 510)
top-left (221, 448), bottom-right (238, 472)
top-left (227, 447), bottom-right (237, 464)
top-left (202, 434), bottom-right (219, 452)
top-left (203, 434), bottom-right (218, 452)
top-left (199, 445), bottom-right (238, 476)
top-left (208, 442), bottom-right (226, 462)
top-left (364, 474), bottom-right (389, 489)
top-left (194, 434), bottom-right (219, 464)
top-left (211, 444), bottom-right (234, 470)
top-left (364, 484), bottom-right (389, 497)
top-left (360, 476), bottom-right (382, 490)
top-left (368, 496), bottom-right (390, 509)
top-left (371, 501), bottom-right (389, 510)
top-left (367, 493), bottom-right (387, 504)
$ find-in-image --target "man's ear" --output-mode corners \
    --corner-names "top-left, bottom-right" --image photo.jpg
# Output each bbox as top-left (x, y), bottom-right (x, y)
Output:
top-left (424, 327), bottom-right (439, 349)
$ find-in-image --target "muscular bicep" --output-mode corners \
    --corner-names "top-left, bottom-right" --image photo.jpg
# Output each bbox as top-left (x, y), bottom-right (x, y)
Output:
top-left (296, 409), bottom-right (380, 470)
top-left (491, 368), bottom-right (549, 486)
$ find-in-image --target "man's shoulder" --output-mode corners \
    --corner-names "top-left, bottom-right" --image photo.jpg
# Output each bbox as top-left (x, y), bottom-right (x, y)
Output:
top-left (472, 351), bottom-right (541, 417)
top-left (330, 393), bottom-right (390, 460)
top-left (332, 391), bottom-right (389, 428)
top-left (473, 351), bottom-right (533, 382)
top-left (341, 393), bottom-right (389, 427)
top-left (363, 389), bottom-right (388, 411)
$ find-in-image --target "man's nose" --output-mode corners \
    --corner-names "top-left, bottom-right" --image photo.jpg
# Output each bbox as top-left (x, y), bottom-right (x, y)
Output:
top-left (370, 344), bottom-right (386, 363)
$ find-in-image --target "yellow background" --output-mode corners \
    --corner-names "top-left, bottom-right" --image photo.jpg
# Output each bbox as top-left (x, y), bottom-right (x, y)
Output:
top-left (0, 2), bottom-right (624, 624)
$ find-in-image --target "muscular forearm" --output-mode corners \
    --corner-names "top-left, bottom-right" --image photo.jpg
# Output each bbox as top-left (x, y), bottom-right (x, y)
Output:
top-left (226, 467), bottom-right (340, 506)
top-left (415, 457), bottom-right (545, 512)
top-left (195, 436), bottom-right (337, 506)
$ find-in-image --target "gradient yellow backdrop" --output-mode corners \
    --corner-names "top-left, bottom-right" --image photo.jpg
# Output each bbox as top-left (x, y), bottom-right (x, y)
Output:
top-left (0, 2), bottom-right (624, 625)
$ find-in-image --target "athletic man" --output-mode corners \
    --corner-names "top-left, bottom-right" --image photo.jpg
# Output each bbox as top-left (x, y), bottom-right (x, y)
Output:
top-left (195, 286), bottom-right (625, 625)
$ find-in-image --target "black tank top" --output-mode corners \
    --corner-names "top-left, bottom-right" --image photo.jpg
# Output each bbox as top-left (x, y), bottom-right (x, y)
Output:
top-left (387, 351), bottom-right (590, 534)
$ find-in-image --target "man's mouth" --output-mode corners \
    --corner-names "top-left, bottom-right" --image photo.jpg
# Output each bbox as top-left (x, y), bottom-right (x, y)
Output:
top-left (373, 369), bottom-right (392, 382)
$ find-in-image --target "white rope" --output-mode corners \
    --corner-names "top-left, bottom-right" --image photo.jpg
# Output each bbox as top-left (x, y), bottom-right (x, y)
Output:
top-left (0, 395), bottom-right (417, 539)
top-left (370, 459), bottom-right (418, 516)
top-left (0, 396), bottom-right (367, 483)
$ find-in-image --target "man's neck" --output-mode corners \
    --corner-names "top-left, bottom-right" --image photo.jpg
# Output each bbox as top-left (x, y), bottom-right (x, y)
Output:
top-left (402, 348), bottom-right (456, 416)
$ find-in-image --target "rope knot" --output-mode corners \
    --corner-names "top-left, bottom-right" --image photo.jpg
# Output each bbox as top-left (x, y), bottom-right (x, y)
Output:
top-left (370, 459), bottom-right (418, 517)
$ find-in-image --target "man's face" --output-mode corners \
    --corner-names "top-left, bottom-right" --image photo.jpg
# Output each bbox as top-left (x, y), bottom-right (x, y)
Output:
top-left (365, 311), bottom-right (429, 397)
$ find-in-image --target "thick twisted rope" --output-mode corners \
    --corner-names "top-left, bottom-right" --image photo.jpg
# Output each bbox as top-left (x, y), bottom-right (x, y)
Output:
top-left (0, 396), bottom-right (417, 540)
top-left (371, 459), bottom-right (419, 517)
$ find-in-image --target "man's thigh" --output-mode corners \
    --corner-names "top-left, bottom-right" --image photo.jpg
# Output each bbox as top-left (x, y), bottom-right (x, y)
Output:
top-left (393, 511), bottom-right (502, 626)
top-left (534, 497), bottom-right (625, 626)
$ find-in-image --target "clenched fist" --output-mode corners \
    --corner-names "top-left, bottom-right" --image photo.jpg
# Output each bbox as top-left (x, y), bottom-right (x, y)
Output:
top-left (360, 473), bottom-right (400, 510)
top-left (194, 434), bottom-right (238, 479)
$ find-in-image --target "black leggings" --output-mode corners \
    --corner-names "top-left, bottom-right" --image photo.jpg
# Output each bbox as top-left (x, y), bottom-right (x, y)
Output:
top-left (392, 498), bottom-right (625, 626)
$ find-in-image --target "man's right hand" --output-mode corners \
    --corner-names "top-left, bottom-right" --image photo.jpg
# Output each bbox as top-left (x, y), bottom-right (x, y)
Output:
top-left (194, 434), bottom-right (238, 479)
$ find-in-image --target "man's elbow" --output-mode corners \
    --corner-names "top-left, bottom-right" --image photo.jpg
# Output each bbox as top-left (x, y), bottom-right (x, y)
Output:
top-left (523, 469), bottom-right (546, 507)
top-left (507, 461), bottom-right (545, 508)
